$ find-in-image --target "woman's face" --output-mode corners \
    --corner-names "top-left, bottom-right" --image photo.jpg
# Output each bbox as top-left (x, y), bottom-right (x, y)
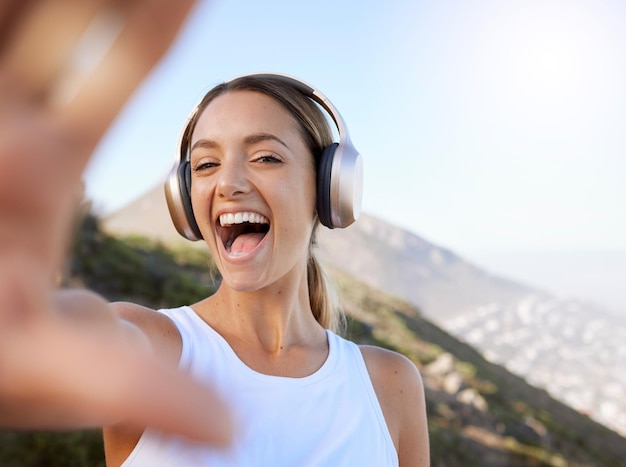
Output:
top-left (189, 90), bottom-right (317, 291)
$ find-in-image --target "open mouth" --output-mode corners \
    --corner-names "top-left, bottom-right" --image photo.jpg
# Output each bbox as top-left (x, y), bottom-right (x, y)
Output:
top-left (218, 212), bottom-right (270, 255)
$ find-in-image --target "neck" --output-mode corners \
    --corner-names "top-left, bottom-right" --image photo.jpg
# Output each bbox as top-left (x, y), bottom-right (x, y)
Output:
top-left (194, 274), bottom-right (329, 378)
top-left (198, 272), bottom-right (324, 356)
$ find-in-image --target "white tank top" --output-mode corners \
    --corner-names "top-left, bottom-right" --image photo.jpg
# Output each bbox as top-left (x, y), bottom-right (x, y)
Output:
top-left (121, 306), bottom-right (398, 467)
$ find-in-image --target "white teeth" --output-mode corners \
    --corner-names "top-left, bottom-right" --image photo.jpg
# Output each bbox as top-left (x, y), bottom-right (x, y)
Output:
top-left (219, 212), bottom-right (269, 226)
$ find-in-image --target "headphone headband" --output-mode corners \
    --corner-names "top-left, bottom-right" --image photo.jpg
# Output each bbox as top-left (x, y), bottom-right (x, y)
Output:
top-left (250, 73), bottom-right (350, 139)
top-left (165, 72), bottom-right (362, 240)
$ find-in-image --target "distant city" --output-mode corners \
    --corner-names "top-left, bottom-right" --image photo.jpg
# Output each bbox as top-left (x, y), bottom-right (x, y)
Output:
top-left (445, 294), bottom-right (626, 436)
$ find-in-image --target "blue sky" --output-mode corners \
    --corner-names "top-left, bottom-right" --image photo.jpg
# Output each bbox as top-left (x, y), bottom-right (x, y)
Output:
top-left (85, 0), bottom-right (626, 311)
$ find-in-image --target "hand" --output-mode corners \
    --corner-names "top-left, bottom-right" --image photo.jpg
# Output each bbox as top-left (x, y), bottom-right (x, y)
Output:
top-left (0, 0), bottom-right (232, 446)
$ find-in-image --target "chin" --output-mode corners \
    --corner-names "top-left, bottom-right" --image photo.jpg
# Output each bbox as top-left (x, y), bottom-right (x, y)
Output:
top-left (221, 272), bottom-right (269, 294)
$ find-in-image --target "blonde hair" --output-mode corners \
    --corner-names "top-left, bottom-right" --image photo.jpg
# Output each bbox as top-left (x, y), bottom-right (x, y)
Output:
top-left (189, 75), bottom-right (344, 332)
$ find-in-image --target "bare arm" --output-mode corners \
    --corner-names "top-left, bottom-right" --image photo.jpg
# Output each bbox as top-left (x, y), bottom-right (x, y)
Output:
top-left (1, 289), bottom-right (229, 443)
top-left (361, 346), bottom-right (430, 467)
top-left (102, 301), bottom-right (192, 466)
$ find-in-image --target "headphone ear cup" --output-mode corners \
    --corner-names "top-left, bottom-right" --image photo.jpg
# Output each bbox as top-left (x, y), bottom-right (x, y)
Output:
top-left (317, 143), bottom-right (338, 228)
top-left (177, 160), bottom-right (203, 240)
top-left (165, 159), bottom-right (203, 241)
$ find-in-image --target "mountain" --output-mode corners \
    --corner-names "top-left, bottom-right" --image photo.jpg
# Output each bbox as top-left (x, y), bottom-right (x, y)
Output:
top-left (316, 215), bottom-right (533, 323)
top-left (102, 184), bottom-right (189, 249)
top-left (102, 184), bottom-right (626, 439)
top-left (103, 184), bottom-right (531, 323)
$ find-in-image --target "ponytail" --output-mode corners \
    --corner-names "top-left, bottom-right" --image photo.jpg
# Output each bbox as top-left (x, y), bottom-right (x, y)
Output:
top-left (307, 252), bottom-right (345, 333)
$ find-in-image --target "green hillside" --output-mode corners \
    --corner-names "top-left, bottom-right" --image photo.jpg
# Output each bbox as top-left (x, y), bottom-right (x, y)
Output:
top-left (1, 213), bottom-right (624, 466)
top-left (332, 269), bottom-right (626, 466)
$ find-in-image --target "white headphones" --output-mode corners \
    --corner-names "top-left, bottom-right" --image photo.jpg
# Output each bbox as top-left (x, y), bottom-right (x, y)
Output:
top-left (164, 73), bottom-right (363, 241)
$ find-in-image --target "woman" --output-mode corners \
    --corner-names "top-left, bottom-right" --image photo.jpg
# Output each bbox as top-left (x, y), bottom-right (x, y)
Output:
top-left (104, 74), bottom-right (429, 466)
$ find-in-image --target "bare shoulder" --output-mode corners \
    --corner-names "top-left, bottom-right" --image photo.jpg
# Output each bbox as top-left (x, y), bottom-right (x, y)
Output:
top-left (359, 345), bottom-right (422, 384)
top-left (110, 302), bottom-right (181, 366)
top-left (103, 303), bottom-right (184, 466)
top-left (360, 345), bottom-right (430, 467)
top-left (359, 346), bottom-right (425, 418)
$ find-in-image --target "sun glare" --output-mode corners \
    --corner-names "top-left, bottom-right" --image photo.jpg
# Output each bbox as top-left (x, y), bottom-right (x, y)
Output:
top-left (515, 27), bottom-right (586, 103)
top-left (478, 0), bottom-right (624, 155)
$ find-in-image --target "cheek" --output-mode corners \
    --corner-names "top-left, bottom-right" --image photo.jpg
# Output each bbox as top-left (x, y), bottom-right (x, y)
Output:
top-left (301, 163), bottom-right (318, 211)
top-left (189, 181), bottom-right (217, 239)
top-left (307, 173), bottom-right (319, 219)
top-left (190, 178), bottom-right (212, 211)
top-left (283, 171), bottom-right (317, 219)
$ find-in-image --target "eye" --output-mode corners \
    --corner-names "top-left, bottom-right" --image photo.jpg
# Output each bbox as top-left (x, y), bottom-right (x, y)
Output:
top-left (192, 160), bottom-right (219, 172)
top-left (253, 153), bottom-right (283, 164)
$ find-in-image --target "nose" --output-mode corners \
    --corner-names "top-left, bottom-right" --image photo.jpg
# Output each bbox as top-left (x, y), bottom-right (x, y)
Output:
top-left (216, 157), bottom-right (250, 199)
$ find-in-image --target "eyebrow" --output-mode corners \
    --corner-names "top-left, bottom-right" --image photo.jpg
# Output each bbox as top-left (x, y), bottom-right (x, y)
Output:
top-left (190, 139), bottom-right (219, 151)
top-left (190, 132), bottom-right (290, 152)
top-left (243, 132), bottom-right (290, 149)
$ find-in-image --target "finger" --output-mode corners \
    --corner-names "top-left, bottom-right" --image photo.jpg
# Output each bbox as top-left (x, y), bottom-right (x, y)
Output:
top-left (53, 0), bottom-right (198, 164)
top-left (0, 0), bottom-right (198, 171)
top-left (0, 0), bottom-right (36, 55)
top-left (0, 107), bottom-right (82, 274)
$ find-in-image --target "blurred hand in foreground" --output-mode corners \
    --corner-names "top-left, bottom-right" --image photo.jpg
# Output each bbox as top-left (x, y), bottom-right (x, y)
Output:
top-left (0, 0), bottom-right (232, 446)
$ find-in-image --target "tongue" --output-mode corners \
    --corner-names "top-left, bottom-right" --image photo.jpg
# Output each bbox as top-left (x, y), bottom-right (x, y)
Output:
top-left (230, 232), bottom-right (265, 254)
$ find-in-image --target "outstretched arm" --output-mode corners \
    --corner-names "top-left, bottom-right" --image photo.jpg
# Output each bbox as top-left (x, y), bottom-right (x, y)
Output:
top-left (0, 0), bottom-right (232, 445)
